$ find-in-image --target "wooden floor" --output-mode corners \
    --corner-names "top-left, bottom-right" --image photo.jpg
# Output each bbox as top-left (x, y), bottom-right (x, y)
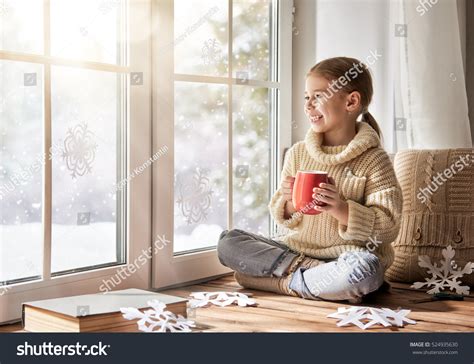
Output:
top-left (2, 273), bottom-right (474, 332)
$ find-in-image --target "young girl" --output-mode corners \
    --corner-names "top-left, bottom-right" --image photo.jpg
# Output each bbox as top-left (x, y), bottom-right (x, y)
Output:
top-left (217, 57), bottom-right (402, 303)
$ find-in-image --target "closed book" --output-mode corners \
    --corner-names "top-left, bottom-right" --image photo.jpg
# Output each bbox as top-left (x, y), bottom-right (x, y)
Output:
top-left (22, 288), bottom-right (187, 333)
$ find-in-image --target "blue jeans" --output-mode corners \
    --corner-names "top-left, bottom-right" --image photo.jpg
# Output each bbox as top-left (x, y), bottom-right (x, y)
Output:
top-left (217, 229), bottom-right (384, 302)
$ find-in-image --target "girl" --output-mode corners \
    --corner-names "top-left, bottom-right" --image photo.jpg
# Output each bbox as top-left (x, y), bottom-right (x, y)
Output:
top-left (217, 57), bottom-right (402, 303)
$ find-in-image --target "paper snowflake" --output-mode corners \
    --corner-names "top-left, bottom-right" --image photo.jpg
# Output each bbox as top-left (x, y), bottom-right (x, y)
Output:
top-left (176, 168), bottom-right (213, 225)
top-left (0, 2), bottom-right (8, 16)
top-left (120, 300), bottom-right (195, 333)
top-left (201, 38), bottom-right (223, 66)
top-left (411, 245), bottom-right (474, 295)
top-left (189, 292), bottom-right (257, 308)
top-left (327, 306), bottom-right (416, 330)
top-left (61, 122), bottom-right (98, 178)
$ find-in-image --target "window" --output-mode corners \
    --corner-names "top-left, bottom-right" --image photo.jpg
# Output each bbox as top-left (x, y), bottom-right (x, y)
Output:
top-left (0, 0), bottom-right (151, 323)
top-left (153, 0), bottom-right (292, 288)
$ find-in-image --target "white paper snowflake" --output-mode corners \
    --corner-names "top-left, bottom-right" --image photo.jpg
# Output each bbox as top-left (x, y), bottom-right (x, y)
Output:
top-left (189, 292), bottom-right (257, 308)
top-left (411, 245), bottom-right (474, 295)
top-left (61, 122), bottom-right (98, 178)
top-left (201, 38), bottom-right (223, 66)
top-left (0, 2), bottom-right (8, 16)
top-left (327, 306), bottom-right (416, 330)
top-left (176, 168), bottom-right (213, 225)
top-left (120, 300), bottom-right (195, 333)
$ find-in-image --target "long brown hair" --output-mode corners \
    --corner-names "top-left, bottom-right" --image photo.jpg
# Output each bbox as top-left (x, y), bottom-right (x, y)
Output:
top-left (307, 56), bottom-right (382, 139)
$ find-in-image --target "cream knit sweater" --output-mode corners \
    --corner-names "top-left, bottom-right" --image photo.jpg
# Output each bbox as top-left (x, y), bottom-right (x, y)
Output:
top-left (269, 122), bottom-right (402, 270)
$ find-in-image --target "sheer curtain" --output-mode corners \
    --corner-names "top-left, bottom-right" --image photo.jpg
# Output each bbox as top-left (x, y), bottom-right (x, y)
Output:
top-left (313, 0), bottom-right (396, 151)
top-left (308, 0), bottom-right (472, 151)
top-left (396, 0), bottom-right (472, 149)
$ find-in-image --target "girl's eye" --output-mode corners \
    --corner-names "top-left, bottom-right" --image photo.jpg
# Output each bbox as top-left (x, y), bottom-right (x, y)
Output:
top-left (304, 96), bottom-right (310, 101)
top-left (314, 93), bottom-right (322, 99)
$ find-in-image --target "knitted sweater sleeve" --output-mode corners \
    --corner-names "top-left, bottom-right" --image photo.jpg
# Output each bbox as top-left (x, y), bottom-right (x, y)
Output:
top-left (268, 145), bottom-right (304, 229)
top-left (338, 151), bottom-right (402, 244)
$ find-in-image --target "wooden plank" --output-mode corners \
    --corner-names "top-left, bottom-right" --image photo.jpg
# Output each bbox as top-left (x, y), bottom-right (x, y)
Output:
top-left (161, 277), bottom-right (474, 333)
top-left (2, 275), bottom-right (473, 333)
top-left (0, 323), bottom-right (22, 332)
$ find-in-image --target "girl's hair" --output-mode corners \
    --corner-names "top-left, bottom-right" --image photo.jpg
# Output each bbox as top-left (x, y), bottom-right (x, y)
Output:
top-left (307, 56), bottom-right (382, 139)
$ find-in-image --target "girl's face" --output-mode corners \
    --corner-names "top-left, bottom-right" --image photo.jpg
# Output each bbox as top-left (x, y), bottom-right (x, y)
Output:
top-left (304, 74), bottom-right (359, 133)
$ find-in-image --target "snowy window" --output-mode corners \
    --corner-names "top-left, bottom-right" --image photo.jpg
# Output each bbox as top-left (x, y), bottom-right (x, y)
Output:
top-left (171, 0), bottom-right (279, 253)
top-left (0, 0), bottom-right (127, 284)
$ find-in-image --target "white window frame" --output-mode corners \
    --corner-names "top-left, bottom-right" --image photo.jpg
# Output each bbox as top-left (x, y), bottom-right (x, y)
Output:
top-left (0, 0), bottom-right (153, 323)
top-left (152, 0), bottom-right (293, 289)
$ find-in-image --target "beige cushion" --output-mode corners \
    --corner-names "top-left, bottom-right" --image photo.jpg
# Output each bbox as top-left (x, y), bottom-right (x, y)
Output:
top-left (385, 149), bottom-right (474, 286)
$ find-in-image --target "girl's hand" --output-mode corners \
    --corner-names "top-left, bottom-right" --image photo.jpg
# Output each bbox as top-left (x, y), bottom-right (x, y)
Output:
top-left (312, 177), bottom-right (349, 226)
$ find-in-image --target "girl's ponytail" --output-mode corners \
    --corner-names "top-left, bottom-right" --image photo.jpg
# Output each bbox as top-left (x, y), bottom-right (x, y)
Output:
top-left (362, 111), bottom-right (382, 140)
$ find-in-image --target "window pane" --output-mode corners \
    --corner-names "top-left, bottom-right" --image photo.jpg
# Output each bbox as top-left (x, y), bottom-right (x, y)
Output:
top-left (174, 82), bottom-right (227, 253)
top-left (233, 86), bottom-right (270, 235)
top-left (174, 0), bottom-right (228, 77)
top-left (0, 60), bottom-right (43, 283)
top-left (0, 0), bottom-right (43, 54)
top-left (51, 66), bottom-right (123, 273)
top-left (233, 0), bottom-right (272, 81)
top-left (51, 0), bottom-right (123, 64)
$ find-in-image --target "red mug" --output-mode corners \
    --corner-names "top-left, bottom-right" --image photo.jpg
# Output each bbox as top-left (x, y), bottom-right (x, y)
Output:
top-left (292, 170), bottom-right (328, 215)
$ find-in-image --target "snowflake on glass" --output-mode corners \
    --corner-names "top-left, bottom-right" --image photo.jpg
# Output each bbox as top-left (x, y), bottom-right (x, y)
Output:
top-left (327, 306), bottom-right (416, 330)
top-left (61, 123), bottom-right (98, 178)
top-left (176, 168), bottom-right (213, 225)
top-left (201, 38), bottom-right (223, 67)
top-left (189, 292), bottom-right (257, 308)
top-left (0, 1), bottom-right (8, 16)
top-left (120, 300), bottom-right (195, 333)
top-left (411, 245), bottom-right (474, 295)
top-left (98, 0), bottom-right (118, 15)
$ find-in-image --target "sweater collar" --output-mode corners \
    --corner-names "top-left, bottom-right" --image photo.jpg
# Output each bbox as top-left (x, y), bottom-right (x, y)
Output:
top-left (304, 122), bottom-right (381, 165)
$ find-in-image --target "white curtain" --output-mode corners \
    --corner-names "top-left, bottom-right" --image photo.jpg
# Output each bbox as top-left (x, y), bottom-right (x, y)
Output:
top-left (397, 0), bottom-right (472, 149)
top-left (309, 0), bottom-right (472, 151)
top-left (314, 0), bottom-right (396, 151)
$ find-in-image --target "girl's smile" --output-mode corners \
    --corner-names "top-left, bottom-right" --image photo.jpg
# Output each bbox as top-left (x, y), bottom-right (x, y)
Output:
top-left (309, 114), bottom-right (324, 124)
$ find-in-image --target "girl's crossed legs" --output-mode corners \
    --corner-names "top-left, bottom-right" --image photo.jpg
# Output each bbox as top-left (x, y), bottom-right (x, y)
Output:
top-left (217, 229), bottom-right (384, 302)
